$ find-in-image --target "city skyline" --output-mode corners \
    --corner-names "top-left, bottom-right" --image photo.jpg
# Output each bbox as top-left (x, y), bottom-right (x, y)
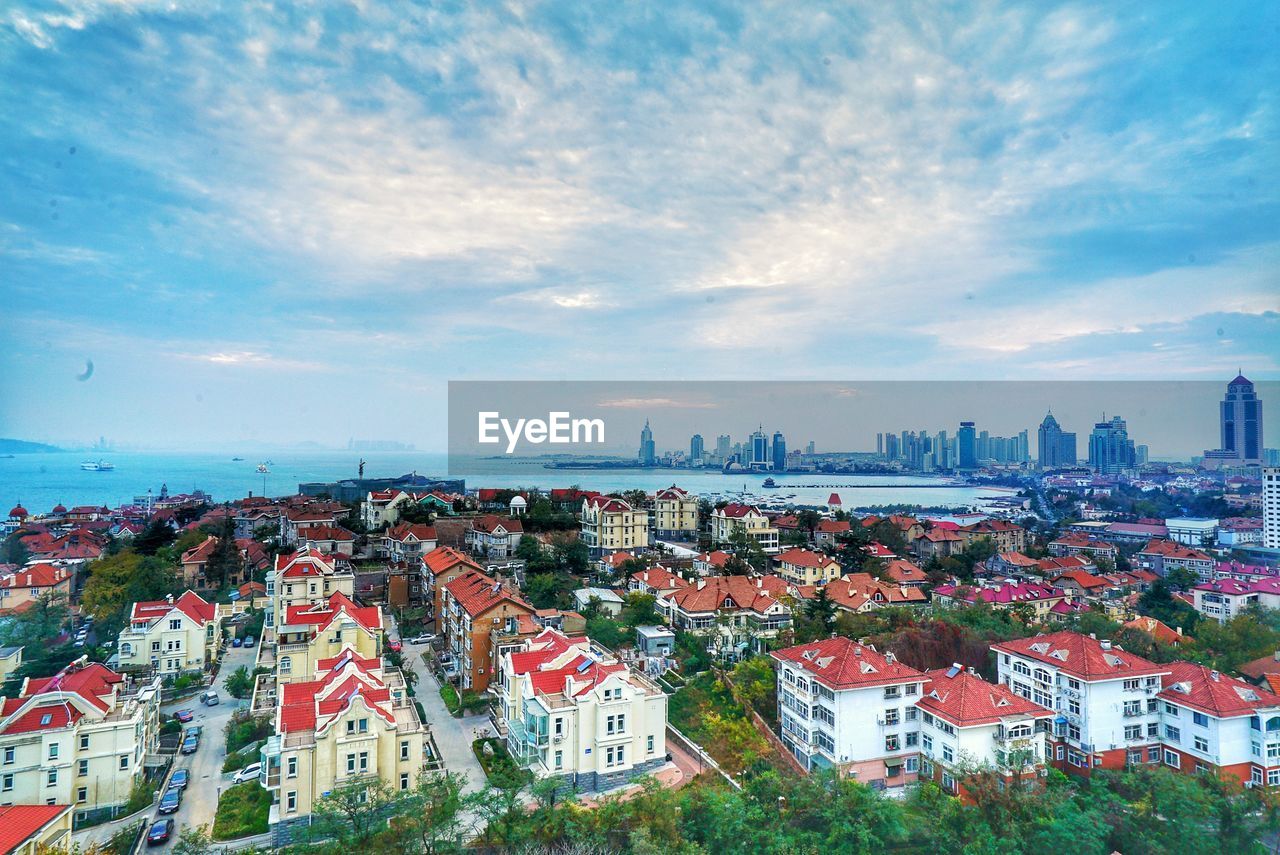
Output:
top-left (3, 2), bottom-right (1279, 448)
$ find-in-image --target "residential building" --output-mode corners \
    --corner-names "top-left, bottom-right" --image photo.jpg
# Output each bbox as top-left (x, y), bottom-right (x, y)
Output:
top-left (692, 550), bottom-right (731, 576)
top-left (499, 629), bottom-right (668, 791)
top-left (116, 592), bottom-right (221, 676)
top-left (440, 570), bottom-right (535, 693)
top-left (382, 523), bottom-right (438, 563)
top-left (652, 486), bottom-right (699, 539)
top-left (1134, 539), bottom-right (1215, 580)
top-left (626, 567), bottom-right (689, 599)
top-left (0, 804), bottom-right (73, 854)
top-left (1048, 533), bottom-right (1119, 563)
top-left (280, 508), bottom-right (339, 547)
top-left (807, 573), bottom-right (927, 613)
top-left (932, 582), bottom-right (1070, 620)
top-left (423, 547), bottom-right (483, 625)
top-left (773, 548), bottom-right (842, 586)
top-left (298, 525), bottom-right (356, 557)
top-left (917, 665), bottom-right (1054, 800)
top-left (0, 662), bottom-right (161, 813)
top-left (992, 632), bottom-right (1170, 775)
top-left (710, 504), bottom-right (779, 553)
top-left (1192, 578), bottom-right (1280, 623)
top-left (466, 516), bottom-right (523, 559)
top-left (915, 527), bottom-right (964, 561)
top-left (360, 489), bottom-right (417, 530)
top-left (579, 496), bottom-right (650, 558)
top-left (882, 558), bottom-right (929, 587)
top-left (261, 651), bottom-right (428, 844)
top-left (771, 637), bottom-right (925, 789)
top-left (956, 520), bottom-right (1028, 554)
top-left (1123, 617), bottom-right (1186, 646)
top-left (275, 592), bottom-right (383, 684)
top-left (1218, 518), bottom-right (1263, 547)
top-left (0, 565), bottom-right (72, 616)
top-left (571, 588), bottom-right (624, 617)
top-left (1265, 467), bottom-right (1279, 549)
top-left (0, 647), bottom-right (22, 686)
top-left (267, 548), bottom-right (355, 643)
top-left (813, 519), bottom-right (851, 548)
top-left (985, 551), bottom-right (1041, 577)
top-left (660, 576), bottom-right (791, 657)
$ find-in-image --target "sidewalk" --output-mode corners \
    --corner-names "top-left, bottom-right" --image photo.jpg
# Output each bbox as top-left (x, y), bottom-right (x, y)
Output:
top-left (403, 644), bottom-right (490, 794)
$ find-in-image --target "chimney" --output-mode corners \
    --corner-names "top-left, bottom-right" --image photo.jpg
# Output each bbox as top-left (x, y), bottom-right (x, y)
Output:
top-left (885, 651), bottom-right (896, 663)
top-left (697, 579), bottom-right (705, 590)
top-left (1210, 670), bottom-right (1220, 681)
top-left (166, 593), bottom-right (174, 604)
top-left (1273, 649), bottom-right (1280, 662)
top-left (1089, 633), bottom-right (1096, 640)
top-left (1100, 639), bottom-right (1112, 650)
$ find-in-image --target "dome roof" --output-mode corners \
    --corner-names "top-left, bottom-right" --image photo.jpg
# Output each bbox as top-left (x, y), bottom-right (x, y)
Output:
top-left (8, 504), bottom-right (28, 518)
top-left (52, 503), bottom-right (67, 514)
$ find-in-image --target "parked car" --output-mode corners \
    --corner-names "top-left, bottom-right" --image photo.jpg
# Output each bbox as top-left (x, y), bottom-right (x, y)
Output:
top-left (243, 636), bottom-right (255, 648)
top-left (408, 634), bottom-right (436, 645)
top-left (147, 818), bottom-right (174, 845)
top-left (169, 769), bottom-right (190, 790)
top-left (174, 709), bottom-right (194, 723)
top-left (180, 734), bottom-right (199, 755)
top-left (184, 725), bottom-right (202, 739)
top-left (387, 640), bottom-right (403, 653)
top-left (232, 762), bottom-right (261, 784)
top-left (200, 690), bottom-right (220, 706)
top-left (158, 788), bottom-right (182, 814)
top-left (232, 637), bottom-right (243, 648)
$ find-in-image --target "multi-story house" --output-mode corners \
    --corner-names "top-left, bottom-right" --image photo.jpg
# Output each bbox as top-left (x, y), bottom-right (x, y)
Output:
top-left (440, 570), bottom-right (535, 693)
top-left (381, 523), bottom-right (438, 563)
top-left (297, 525), bottom-right (356, 557)
top-left (0, 564), bottom-right (72, 616)
top-left (261, 651), bottom-right (429, 846)
top-left (179, 535), bottom-right (263, 587)
top-left (466, 516), bottom-right (524, 559)
top-left (1155, 661), bottom-right (1280, 786)
top-left (771, 637), bottom-right (925, 790)
top-left (812, 519), bottom-right (851, 548)
top-left (882, 558), bottom-right (929, 587)
top-left (275, 592), bottom-right (383, 684)
top-left (1134, 539), bottom-right (1215, 580)
top-left (626, 566), bottom-right (689, 599)
top-left (580, 496), bottom-right (649, 557)
top-left (360, 489), bottom-right (417, 530)
top-left (660, 576), bottom-right (791, 657)
top-left (985, 551), bottom-right (1041, 578)
top-left (1193, 578), bottom-right (1280, 623)
top-left (957, 520), bottom-right (1028, 554)
top-left (1047, 533), bottom-right (1120, 563)
top-left (916, 665), bottom-right (1054, 801)
top-left (423, 547), bottom-right (483, 624)
top-left (932, 582), bottom-right (1070, 620)
top-left (652, 486), bottom-right (699, 539)
top-left (116, 592), bottom-right (221, 676)
top-left (0, 662), bottom-right (161, 813)
top-left (266, 548), bottom-right (355, 643)
top-left (710, 504), bottom-right (779, 554)
top-left (280, 509), bottom-right (339, 547)
top-left (915, 527), bottom-right (964, 561)
top-left (992, 632), bottom-right (1171, 775)
top-left (798, 573), bottom-right (927, 614)
top-left (773, 548), bottom-right (842, 586)
top-left (499, 629), bottom-right (667, 792)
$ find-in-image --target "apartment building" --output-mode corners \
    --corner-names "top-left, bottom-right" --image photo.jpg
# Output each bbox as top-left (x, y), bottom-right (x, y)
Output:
top-left (275, 592), bottom-right (383, 684)
top-left (360, 489), bottom-right (417, 530)
top-left (465, 516), bottom-right (524, 559)
top-left (771, 637), bottom-right (925, 790)
top-left (1134, 539), bottom-right (1215, 580)
top-left (916, 665), bottom-right (1054, 801)
top-left (652, 486), bottom-right (699, 539)
top-left (992, 632), bottom-right (1170, 775)
top-left (423, 546), bottom-right (483, 624)
top-left (1265, 467), bottom-right (1279, 550)
top-left (261, 651), bottom-right (428, 845)
top-left (440, 570), bottom-right (535, 693)
top-left (116, 591), bottom-right (221, 676)
top-left (1047, 533), bottom-right (1120, 563)
top-left (579, 496), bottom-right (650, 557)
top-left (1193, 577), bottom-right (1280, 623)
top-left (0, 662), bottom-right (161, 813)
top-left (932, 582), bottom-right (1070, 620)
top-left (659, 575), bottom-right (792, 656)
top-left (0, 564), bottom-right (72, 616)
top-left (773, 548), bottom-right (842, 586)
top-left (957, 520), bottom-right (1028, 554)
top-left (498, 629), bottom-right (667, 792)
top-left (710, 504), bottom-right (779, 554)
top-left (1155, 661), bottom-right (1280, 786)
top-left (266, 548), bottom-right (355, 642)
top-left (915, 528), bottom-right (964, 561)
top-left (381, 523), bottom-right (438, 563)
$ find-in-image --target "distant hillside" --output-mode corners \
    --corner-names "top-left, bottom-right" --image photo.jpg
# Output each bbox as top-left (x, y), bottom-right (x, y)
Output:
top-left (0, 438), bottom-right (63, 454)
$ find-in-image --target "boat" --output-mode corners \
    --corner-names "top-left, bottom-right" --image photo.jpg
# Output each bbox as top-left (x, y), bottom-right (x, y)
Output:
top-left (81, 460), bottom-right (114, 471)
top-left (256, 463), bottom-right (270, 474)
top-left (231, 457), bottom-right (244, 462)
top-left (762, 477), bottom-right (777, 488)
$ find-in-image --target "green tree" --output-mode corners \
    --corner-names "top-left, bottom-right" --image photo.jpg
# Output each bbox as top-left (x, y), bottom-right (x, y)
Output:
top-left (171, 824), bottom-right (215, 855)
top-left (306, 777), bottom-right (407, 847)
top-left (224, 666), bottom-right (254, 699)
top-left (133, 519), bottom-right (176, 555)
top-left (386, 772), bottom-right (475, 854)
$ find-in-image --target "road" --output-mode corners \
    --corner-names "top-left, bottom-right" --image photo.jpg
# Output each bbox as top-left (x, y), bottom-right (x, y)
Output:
top-left (399, 637), bottom-right (489, 794)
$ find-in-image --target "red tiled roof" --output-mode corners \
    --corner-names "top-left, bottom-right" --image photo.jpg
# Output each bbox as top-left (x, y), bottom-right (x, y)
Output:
top-left (471, 515), bottom-right (522, 535)
top-left (180, 536), bottom-right (218, 564)
top-left (822, 573), bottom-right (926, 610)
top-left (630, 567), bottom-right (689, 591)
top-left (816, 519), bottom-right (851, 534)
top-left (772, 636), bottom-right (923, 690)
top-left (934, 581), bottom-right (1065, 606)
top-left (1137, 539), bottom-right (1212, 562)
top-left (996, 551), bottom-right (1039, 568)
top-left (1052, 569), bottom-right (1111, 590)
top-left (1160, 661), bottom-right (1280, 718)
top-left (298, 524), bottom-right (355, 542)
top-left (275, 548), bottom-right (337, 578)
top-left (283, 591), bottom-right (382, 633)
top-left (1037, 556), bottom-right (1094, 573)
top-left (921, 528), bottom-right (963, 543)
top-left (423, 546), bottom-right (481, 576)
top-left (776, 548), bottom-right (839, 569)
top-left (0, 804), bottom-right (72, 854)
top-left (1123, 617), bottom-right (1185, 645)
top-left (385, 523), bottom-right (438, 543)
top-left (993, 631), bottom-right (1170, 682)
top-left (444, 570), bottom-right (532, 618)
top-left (130, 591), bottom-right (215, 626)
top-left (883, 559), bottom-right (927, 584)
top-left (655, 485), bottom-right (690, 500)
top-left (667, 575), bottom-right (784, 615)
top-left (717, 503), bottom-right (761, 519)
top-left (0, 563), bottom-right (71, 590)
top-left (696, 550), bottom-right (731, 568)
top-left (918, 666), bottom-right (1054, 727)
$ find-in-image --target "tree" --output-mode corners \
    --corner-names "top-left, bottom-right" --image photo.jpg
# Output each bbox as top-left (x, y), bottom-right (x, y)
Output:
top-left (525, 573), bottom-right (564, 610)
top-left (475, 765), bottom-right (529, 847)
top-left (171, 824), bottom-right (215, 855)
top-left (82, 549), bottom-right (180, 639)
top-left (133, 519), bottom-right (176, 555)
top-left (725, 528), bottom-right (767, 574)
top-left (554, 539), bottom-right (590, 575)
top-left (203, 520), bottom-right (242, 588)
top-left (386, 772), bottom-right (475, 854)
top-left (225, 665), bottom-right (254, 699)
top-left (307, 777), bottom-right (408, 847)
top-left (802, 586), bottom-right (837, 635)
top-left (796, 509), bottom-right (822, 541)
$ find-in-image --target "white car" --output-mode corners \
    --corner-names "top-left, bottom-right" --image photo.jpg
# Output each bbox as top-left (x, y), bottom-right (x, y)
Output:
top-left (408, 634), bottom-right (436, 645)
top-left (232, 763), bottom-right (261, 784)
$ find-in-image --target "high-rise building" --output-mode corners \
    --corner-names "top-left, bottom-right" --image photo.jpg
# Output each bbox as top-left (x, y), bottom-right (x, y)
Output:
top-left (750, 426), bottom-right (768, 467)
top-left (771, 431), bottom-right (787, 471)
top-left (877, 433), bottom-right (884, 457)
top-left (1205, 374), bottom-right (1264, 465)
top-left (1264, 468), bottom-right (1279, 549)
top-left (806, 440), bottom-right (815, 455)
top-left (690, 434), bottom-right (704, 463)
top-left (1136, 444), bottom-right (1149, 466)
top-left (1088, 416), bottom-right (1136, 475)
top-left (716, 434), bottom-right (732, 460)
top-left (639, 420), bottom-right (655, 465)
top-left (1037, 411), bottom-right (1077, 468)
top-left (958, 422), bottom-right (977, 469)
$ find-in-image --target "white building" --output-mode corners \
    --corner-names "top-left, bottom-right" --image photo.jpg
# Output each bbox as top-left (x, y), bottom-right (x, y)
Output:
top-left (116, 591), bottom-right (221, 676)
top-left (1265, 468), bottom-right (1280, 550)
top-left (1165, 517), bottom-right (1219, 546)
top-left (771, 636), bottom-right (925, 790)
top-left (498, 629), bottom-right (668, 792)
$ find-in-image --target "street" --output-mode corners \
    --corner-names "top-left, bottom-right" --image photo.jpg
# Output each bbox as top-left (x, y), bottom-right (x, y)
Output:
top-left (399, 637), bottom-right (490, 794)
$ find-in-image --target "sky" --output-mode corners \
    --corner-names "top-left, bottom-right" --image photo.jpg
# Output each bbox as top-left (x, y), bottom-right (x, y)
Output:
top-left (1, 0), bottom-right (1277, 451)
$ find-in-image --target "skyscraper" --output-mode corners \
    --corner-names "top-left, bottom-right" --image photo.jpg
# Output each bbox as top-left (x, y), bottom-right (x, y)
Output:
top-left (1264, 468), bottom-right (1279, 549)
top-left (690, 434), bottom-right (704, 463)
top-left (1088, 416), bottom-right (1136, 475)
top-left (958, 422), bottom-right (976, 469)
top-left (639, 420), bottom-right (656, 465)
top-left (716, 434), bottom-right (732, 460)
top-left (771, 431), bottom-right (787, 471)
top-left (750, 425), bottom-right (768, 467)
top-left (1037, 411), bottom-right (1077, 468)
top-left (1206, 373), bottom-right (1264, 465)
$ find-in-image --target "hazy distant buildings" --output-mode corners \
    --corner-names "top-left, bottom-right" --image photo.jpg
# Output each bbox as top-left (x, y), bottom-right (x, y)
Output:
top-left (715, 434), bottom-right (732, 460)
top-left (772, 431), bottom-right (786, 471)
top-left (689, 434), bottom-right (704, 464)
top-left (750, 426), bottom-right (768, 468)
top-left (958, 421), bottom-right (977, 469)
top-left (1204, 374), bottom-right (1264, 467)
top-left (1037, 411), bottom-right (1077, 469)
top-left (1088, 416), bottom-right (1137, 475)
top-left (639, 420), bottom-right (656, 466)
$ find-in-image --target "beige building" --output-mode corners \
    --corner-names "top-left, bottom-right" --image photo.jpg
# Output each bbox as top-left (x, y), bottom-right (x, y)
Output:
top-left (360, 489), bottom-right (417, 530)
top-left (652, 486), bottom-right (699, 539)
top-left (275, 592), bottom-right (383, 685)
top-left (773, 548), bottom-right (842, 585)
top-left (499, 629), bottom-right (668, 791)
top-left (266, 548), bottom-right (355, 643)
top-left (711, 503), bottom-right (780, 553)
top-left (0, 662), bottom-right (161, 813)
top-left (261, 651), bottom-right (429, 846)
top-left (0, 647), bottom-right (23, 686)
top-left (0, 804), bottom-right (73, 854)
top-left (580, 496), bottom-right (649, 557)
top-left (0, 564), bottom-right (73, 616)
top-left (116, 592), bottom-right (221, 676)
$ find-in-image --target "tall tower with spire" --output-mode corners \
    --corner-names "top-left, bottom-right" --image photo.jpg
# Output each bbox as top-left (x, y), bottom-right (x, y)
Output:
top-left (1037, 410), bottom-right (1077, 469)
top-left (639, 419), bottom-right (656, 465)
top-left (1206, 373), bottom-right (1264, 465)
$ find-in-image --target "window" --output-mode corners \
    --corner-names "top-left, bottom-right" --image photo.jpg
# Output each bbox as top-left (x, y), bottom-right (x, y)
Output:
top-left (77, 787), bottom-right (87, 803)
top-left (1127, 750), bottom-right (1142, 765)
top-left (884, 686), bottom-right (901, 699)
top-left (47, 770), bottom-right (57, 786)
top-left (347, 720), bottom-right (356, 735)
top-left (942, 745), bottom-right (954, 763)
top-left (905, 683), bottom-right (919, 696)
top-left (904, 756), bottom-right (918, 773)
top-left (885, 735), bottom-right (899, 752)
top-left (554, 718), bottom-right (563, 736)
top-left (1194, 737), bottom-right (1209, 753)
top-left (606, 714), bottom-right (627, 735)
top-left (2, 748), bottom-right (12, 765)
top-left (1164, 702), bottom-right (1179, 716)
top-left (1147, 723), bottom-right (1159, 738)
top-left (922, 735), bottom-right (933, 754)
top-left (1270, 769), bottom-right (1280, 787)
top-left (48, 744), bottom-right (59, 760)
top-left (1164, 725), bottom-right (1181, 743)
top-left (1124, 725), bottom-right (1142, 741)
top-left (80, 735), bottom-right (89, 751)
top-left (1193, 711), bottom-right (1209, 727)
top-left (358, 718), bottom-right (369, 733)
top-left (1147, 746), bottom-right (1160, 762)
top-left (347, 754), bottom-right (356, 773)
top-left (647, 735), bottom-right (655, 753)
top-left (554, 750), bottom-right (563, 769)
top-left (400, 741), bottom-right (410, 761)
top-left (286, 791), bottom-right (297, 813)
top-left (169, 619), bottom-right (181, 630)
top-left (905, 707), bottom-right (918, 722)
top-left (884, 708), bottom-right (899, 726)
top-left (279, 656), bottom-right (292, 674)
top-left (941, 772), bottom-right (956, 793)
top-left (119, 755), bottom-right (128, 770)
top-left (1, 774), bottom-right (11, 791)
top-left (287, 756), bottom-right (297, 778)
top-left (905, 732), bottom-right (918, 747)
top-left (1163, 750), bottom-right (1180, 769)
top-left (605, 745), bottom-right (626, 768)
top-left (1123, 679), bottom-right (1140, 691)
top-left (151, 641), bottom-right (161, 651)
top-left (1123, 700), bottom-right (1142, 716)
top-left (359, 751), bottom-right (369, 772)
top-left (400, 773), bottom-right (409, 790)
top-left (78, 759), bottom-right (88, 777)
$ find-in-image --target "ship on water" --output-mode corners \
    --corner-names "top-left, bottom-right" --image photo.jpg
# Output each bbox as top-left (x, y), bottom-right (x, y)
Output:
top-left (80, 460), bottom-right (115, 471)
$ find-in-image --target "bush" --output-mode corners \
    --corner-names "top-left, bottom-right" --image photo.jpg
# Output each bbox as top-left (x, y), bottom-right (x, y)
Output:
top-left (440, 682), bottom-right (460, 715)
top-left (472, 737), bottom-right (530, 784)
top-left (224, 710), bottom-right (273, 754)
top-left (222, 744), bottom-right (260, 773)
top-left (104, 821), bottom-right (144, 855)
top-left (172, 672), bottom-right (199, 692)
top-left (122, 776), bottom-right (159, 814)
top-left (160, 717), bottom-right (182, 735)
top-left (211, 781), bottom-right (271, 840)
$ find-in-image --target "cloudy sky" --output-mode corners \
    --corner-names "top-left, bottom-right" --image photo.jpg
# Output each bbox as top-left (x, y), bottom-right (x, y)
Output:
top-left (1, 0), bottom-right (1277, 450)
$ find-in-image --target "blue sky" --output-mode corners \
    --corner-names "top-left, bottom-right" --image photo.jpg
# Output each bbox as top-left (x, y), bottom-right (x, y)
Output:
top-left (1, 0), bottom-right (1277, 449)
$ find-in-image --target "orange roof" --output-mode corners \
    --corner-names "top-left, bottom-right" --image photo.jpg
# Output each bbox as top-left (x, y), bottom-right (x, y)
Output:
top-left (919, 666), bottom-right (1055, 727)
top-left (423, 546), bottom-right (481, 577)
top-left (0, 563), bottom-right (71, 590)
top-left (471, 515), bottom-right (523, 535)
top-left (180, 535), bottom-right (218, 564)
top-left (883, 558), bottom-right (927, 584)
top-left (667, 575), bottom-right (785, 615)
top-left (283, 591), bottom-right (382, 633)
top-left (776, 548), bottom-right (839, 569)
top-left (1137, 539), bottom-right (1212, 562)
top-left (1159, 661), bottom-right (1280, 718)
top-left (630, 566), bottom-right (688, 591)
top-left (385, 523), bottom-right (438, 543)
top-left (444, 570), bottom-right (532, 618)
top-left (772, 636), bottom-right (923, 690)
top-left (993, 631), bottom-right (1170, 682)
top-left (0, 804), bottom-right (72, 854)
top-left (275, 547), bottom-right (337, 578)
top-left (1123, 616), bottom-right (1186, 645)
